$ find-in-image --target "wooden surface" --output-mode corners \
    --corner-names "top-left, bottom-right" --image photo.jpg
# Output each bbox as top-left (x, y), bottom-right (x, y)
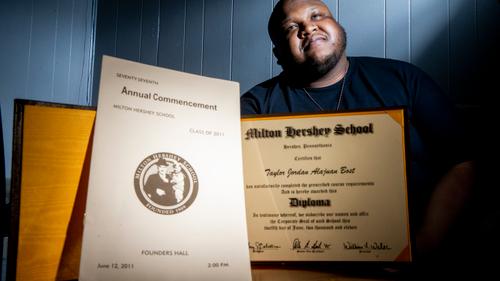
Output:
top-left (250, 264), bottom-right (409, 281)
top-left (16, 104), bottom-right (95, 281)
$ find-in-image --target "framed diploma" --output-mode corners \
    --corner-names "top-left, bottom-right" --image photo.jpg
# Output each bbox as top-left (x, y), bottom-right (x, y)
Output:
top-left (242, 109), bottom-right (412, 262)
top-left (7, 100), bottom-right (95, 281)
top-left (79, 56), bottom-right (252, 280)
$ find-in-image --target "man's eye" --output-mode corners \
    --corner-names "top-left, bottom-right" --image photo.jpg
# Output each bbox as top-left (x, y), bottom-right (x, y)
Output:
top-left (285, 24), bottom-right (298, 31)
top-left (312, 14), bottom-right (323, 20)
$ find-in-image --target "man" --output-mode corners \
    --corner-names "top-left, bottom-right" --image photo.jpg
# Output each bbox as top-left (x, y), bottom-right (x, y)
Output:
top-left (144, 158), bottom-right (177, 206)
top-left (241, 0), bottom-right (475, 261)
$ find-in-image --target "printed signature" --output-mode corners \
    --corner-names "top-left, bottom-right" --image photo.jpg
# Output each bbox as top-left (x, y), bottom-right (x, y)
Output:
top-left (249, 241), bottom-right (281, 253)
top-left (292, 238), bottom-right (332, 251)
top-left (343, 241), bottom-right (392, 250)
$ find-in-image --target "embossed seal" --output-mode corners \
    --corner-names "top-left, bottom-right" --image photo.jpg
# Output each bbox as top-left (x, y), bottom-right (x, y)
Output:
top-left (134, 152), bottom-right (198, 215)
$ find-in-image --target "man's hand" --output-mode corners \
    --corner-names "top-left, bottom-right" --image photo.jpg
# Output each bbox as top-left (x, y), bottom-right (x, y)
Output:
top-left (156, 188), bottom-right (166, 196)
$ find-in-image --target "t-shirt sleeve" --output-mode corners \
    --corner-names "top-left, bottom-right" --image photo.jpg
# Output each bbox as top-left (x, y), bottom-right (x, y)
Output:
top-left (410, 67), bottom-right (475, 170)
top-left (240, 91), bottom-right (261, 115)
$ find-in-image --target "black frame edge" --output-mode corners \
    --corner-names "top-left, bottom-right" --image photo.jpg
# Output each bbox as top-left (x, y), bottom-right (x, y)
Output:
top-left (6, 99), bottom-right (95, 281)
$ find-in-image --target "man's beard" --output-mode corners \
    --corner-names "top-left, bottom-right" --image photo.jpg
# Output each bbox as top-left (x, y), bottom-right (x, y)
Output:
top-left (283, 27), bottom-right (347, 86)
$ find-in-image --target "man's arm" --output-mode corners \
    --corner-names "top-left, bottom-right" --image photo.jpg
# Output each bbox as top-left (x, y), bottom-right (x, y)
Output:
top-left (240, 92), bottom-right (261, 115)
top-left (416, 160), bottom-right (476, 257)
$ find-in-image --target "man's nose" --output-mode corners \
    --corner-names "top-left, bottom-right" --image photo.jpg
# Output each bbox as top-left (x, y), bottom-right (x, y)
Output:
top-left (299, 22), bottom-right (317, 38)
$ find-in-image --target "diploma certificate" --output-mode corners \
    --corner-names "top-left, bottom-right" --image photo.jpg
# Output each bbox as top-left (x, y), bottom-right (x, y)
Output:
top-left (79, 56), bottom-right (251, 280)
top-left (242, 109), bottom-right (411, 262)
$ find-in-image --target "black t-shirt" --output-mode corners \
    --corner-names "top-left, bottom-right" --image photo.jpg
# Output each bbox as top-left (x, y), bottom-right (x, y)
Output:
top-left (241, 56), bottom-right (473, 226)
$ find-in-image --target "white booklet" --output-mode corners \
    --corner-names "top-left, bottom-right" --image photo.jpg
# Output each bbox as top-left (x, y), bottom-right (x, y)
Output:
top-left (79, 56), bottom-right (251, 281)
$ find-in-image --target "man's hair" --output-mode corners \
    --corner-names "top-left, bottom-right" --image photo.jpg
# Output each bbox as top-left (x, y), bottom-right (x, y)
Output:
top-left (157, 158), bottom-right (174, 167)
top-left (268, 0), bottom-right (287, 45)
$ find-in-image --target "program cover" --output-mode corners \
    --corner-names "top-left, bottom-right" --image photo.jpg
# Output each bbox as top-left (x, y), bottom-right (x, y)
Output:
top-left (79, 56), bottom-right (251, 281)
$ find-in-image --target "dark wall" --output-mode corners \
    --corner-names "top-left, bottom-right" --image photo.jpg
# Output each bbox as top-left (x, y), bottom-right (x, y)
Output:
top-left (93, 0), bottom-right (274, 105)
top-left (92, 0), bottom-right (499, 107)
top-left (0, 0), bottom-right (96, 198)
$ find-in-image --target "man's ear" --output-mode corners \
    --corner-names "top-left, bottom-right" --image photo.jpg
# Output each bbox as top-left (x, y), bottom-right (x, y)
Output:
top-left (273, 46), bottom-right (283, 66)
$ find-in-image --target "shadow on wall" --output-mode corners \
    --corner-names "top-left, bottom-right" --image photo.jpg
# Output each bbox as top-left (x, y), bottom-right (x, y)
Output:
top-left (411, 0), bottom-right (499, 272)
top-left (411, 0), bottom-right (497, 156)
top-left (1, 106), bottom-right (6, 281)
top-left (411, 0), bottom-right (498, 107)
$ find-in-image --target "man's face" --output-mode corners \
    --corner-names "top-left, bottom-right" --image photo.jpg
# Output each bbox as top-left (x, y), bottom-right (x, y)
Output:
top-left (158, 163), bottom-right (174, 176)
top-left (274, 0), bottom-right (346, 79)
